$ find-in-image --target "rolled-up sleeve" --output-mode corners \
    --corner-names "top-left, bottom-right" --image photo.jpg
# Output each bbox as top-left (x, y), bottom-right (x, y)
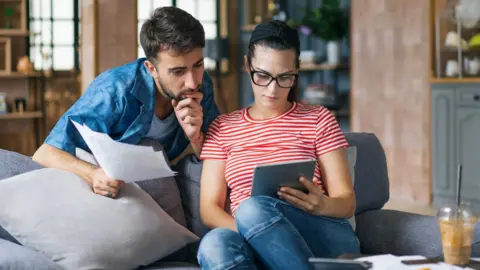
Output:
top-left (44, 87), bottom-right (120, 155)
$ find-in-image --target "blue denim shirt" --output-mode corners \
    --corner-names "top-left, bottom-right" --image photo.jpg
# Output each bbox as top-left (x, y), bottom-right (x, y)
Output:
top-left (45, 58), bottom-right (220, 161)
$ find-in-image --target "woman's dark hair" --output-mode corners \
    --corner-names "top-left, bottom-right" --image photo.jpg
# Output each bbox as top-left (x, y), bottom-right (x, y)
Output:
top-left (140, 6), bottom-right (205, 63)
top-left (247, 20), bottom-right (300, 102)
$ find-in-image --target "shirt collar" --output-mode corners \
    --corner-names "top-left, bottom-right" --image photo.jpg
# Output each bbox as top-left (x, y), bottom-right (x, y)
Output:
top-left (130, 59), bottom-right (156, 107)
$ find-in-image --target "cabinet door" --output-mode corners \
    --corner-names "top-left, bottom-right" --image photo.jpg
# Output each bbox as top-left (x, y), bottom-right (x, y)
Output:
top-left (432, 89), bottom-right (456, 197)
top-left (455, 108), bottom-right (480, 201)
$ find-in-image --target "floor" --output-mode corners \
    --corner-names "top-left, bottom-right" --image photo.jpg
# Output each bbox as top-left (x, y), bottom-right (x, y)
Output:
top-left (383, 198), bottom-right (437, 216)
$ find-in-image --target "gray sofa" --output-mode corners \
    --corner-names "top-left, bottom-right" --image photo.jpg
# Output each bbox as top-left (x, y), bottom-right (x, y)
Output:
top-left (0, 132), bottom-right (479, 269)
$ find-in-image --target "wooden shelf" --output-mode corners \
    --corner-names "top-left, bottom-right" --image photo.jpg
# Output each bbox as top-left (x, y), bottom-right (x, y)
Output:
top-left (440, 46), bottom-right (480, 53)
top-left (0, 71), bottom-right (42, 78)
top-left (430, 77), bottom-right (480, 83)
top-left (0, 29), bottom-right (31, 36)
top-left (0, 111), bottom-right (43, 120)
top-left (241, 24), bottom-right (257, 32)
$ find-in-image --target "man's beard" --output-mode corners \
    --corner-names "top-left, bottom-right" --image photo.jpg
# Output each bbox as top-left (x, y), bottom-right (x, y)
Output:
top-left (157, 78), bottom-right (201, 102)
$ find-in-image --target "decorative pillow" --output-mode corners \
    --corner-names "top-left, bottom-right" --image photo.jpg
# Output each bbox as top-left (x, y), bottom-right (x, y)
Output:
top-left (0, 149), bottom-right (43, 245)
top-left (0, 168), bottom-right (199, 270)
top-left (75, 138), bottom-right (187, 228)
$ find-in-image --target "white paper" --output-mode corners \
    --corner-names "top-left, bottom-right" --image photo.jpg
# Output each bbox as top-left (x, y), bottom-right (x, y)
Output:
top-left (71, 120), bottom-right (176, 182)
top-left (355, 254), bottom-right (475, 270)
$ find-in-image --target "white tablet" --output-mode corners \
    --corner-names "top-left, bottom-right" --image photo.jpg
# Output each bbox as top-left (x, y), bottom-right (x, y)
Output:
top-left (250, 158), bottom-right (317, 198)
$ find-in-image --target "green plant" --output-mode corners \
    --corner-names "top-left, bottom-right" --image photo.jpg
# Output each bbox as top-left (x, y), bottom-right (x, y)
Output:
top-left (294, 0), bottom-right (349, 41)
top-left (3, 7), bottom-right (16, 29)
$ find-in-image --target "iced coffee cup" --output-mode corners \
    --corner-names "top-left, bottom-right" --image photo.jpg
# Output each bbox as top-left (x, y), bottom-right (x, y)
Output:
top-left (437, 203), bottom-right (477, 266)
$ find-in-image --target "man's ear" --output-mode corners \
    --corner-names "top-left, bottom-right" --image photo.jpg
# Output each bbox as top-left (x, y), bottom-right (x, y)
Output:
top-left (144, 60), bottom-right (158, 78)
top-left (243, 55), bottom-right (249, 71)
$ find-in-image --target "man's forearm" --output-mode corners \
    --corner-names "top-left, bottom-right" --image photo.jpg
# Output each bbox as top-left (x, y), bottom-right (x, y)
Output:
top-left (32, 144), bottom-right (97, 186)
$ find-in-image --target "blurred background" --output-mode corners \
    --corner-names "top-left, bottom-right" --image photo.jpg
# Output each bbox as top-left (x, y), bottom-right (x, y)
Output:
top-left (0, 0), bottom-right (479, 215)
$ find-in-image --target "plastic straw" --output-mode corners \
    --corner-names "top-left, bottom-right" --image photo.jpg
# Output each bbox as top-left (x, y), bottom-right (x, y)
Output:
top-left (456, 164), bottom-right (463, 217)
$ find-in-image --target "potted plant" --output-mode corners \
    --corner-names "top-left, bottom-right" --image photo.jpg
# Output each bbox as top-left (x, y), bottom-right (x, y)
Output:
top-left (290, 0), bottom-right (349, 64)
top-left (3, 7), bottom-right (15, 29)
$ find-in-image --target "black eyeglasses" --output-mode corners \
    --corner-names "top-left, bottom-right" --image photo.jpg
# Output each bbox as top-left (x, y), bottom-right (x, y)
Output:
top-left (248, 62), bottom-right (298, 88)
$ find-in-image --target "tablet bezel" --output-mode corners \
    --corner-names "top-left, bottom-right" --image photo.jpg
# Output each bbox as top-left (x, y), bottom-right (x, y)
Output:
top-left (250, 158), bottom-right (317, 198)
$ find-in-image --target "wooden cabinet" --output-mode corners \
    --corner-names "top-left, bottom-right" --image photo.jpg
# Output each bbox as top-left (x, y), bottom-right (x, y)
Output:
top-left (432, 84), bottom-right (480, 211)
top-left (430, 0), bottom-right (480, 83)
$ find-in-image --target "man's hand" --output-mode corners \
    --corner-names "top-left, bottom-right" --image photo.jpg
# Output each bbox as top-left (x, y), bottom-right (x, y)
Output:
top-left (277, 177), bottom-right (326, 215)
top-left (172, 91), bottom-right (204, 141)
top-left (89, 168), bottom-right (125, 198)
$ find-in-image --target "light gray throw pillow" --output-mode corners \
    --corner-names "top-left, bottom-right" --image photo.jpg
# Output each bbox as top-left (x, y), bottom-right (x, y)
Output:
top-left (0, 168), bottom-right (199, 270)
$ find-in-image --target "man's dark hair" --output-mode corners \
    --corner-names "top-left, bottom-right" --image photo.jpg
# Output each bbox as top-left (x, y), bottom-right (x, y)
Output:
top-left (247, 20), bottom-right (300, 102)
top-left (140, 6), bottom-right (205, 63)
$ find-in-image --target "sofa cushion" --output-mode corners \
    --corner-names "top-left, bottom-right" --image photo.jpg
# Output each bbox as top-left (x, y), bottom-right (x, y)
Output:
top-left (0, 149), bottom-right (43, 181)
top-left (0, 239), bottom-right (61, 270)
top-left (136, 139), bottom-right (187, 228)
top-left (345, 146), bottom-right (357, 231)
top-left (344, 132), bottom-right (390, 214)
top-left (0, 168), bottom-right (199, 270)
top-left (175, 145), bottom-right (358, 235)
top-left (174, 155), bottom-right (211, 238)
top-left (356, 209), bottom-right (443, 257)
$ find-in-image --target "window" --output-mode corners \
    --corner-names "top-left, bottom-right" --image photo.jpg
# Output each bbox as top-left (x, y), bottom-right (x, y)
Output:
top-left (137, 0), bottom-right (219, 70)
top-left (29, 0), bottom-right (80, 72)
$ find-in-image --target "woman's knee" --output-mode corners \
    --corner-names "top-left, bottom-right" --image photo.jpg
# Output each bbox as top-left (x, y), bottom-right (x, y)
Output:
top-left (235, 196), bottom-right (282, 237)
top-left (197, 228), bottom-right (252, 270)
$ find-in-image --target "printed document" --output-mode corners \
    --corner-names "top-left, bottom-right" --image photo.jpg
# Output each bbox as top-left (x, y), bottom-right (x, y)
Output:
top-left (71, 120), bottom-right (176, 182)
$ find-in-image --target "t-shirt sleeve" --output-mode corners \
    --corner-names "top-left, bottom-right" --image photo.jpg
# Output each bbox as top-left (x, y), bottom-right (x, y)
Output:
top-left (315, 107), bottom-right (349, 157)
top-left (200, 118), bottom-right (227, 160)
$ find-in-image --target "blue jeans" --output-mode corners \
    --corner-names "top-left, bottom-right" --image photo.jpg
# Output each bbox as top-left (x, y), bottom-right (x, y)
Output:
top-left (197, 196), bottom-right (360, 270)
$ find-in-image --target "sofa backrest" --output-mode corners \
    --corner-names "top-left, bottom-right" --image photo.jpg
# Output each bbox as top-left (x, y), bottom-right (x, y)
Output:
top-left (345, 132), bottom-right (390, 215)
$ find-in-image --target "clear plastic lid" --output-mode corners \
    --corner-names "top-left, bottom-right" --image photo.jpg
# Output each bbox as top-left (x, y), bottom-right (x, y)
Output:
top-left (437, 202), bottom-right (476, 222)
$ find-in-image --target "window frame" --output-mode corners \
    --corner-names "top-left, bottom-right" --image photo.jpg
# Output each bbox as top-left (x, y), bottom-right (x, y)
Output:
top-left (27, 0), bottom-right (81, 73)
top-left (136, 0), bottom-right (229, 74)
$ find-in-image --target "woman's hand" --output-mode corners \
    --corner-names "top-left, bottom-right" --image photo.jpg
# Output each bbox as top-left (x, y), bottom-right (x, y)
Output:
top-left (277, 177), bottom-right (326, 215)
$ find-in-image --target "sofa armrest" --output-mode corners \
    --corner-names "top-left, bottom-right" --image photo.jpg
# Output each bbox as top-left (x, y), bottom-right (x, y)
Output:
top-left (356, 209), bottom-right (444, 257)
top-left (356, 209), bottom-right (480, 258)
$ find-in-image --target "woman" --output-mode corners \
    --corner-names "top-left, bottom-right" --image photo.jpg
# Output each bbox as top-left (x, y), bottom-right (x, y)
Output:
top-left (197, 20), bottom-right (360, 270)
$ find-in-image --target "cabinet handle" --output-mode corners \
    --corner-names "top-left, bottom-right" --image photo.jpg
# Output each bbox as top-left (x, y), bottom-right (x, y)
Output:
top-left (474, 95), bottom-right (480, 102)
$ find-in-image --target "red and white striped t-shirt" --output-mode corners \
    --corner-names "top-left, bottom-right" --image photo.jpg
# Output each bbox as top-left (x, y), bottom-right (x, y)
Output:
top-left (200, 102), bottom-right (349, 215)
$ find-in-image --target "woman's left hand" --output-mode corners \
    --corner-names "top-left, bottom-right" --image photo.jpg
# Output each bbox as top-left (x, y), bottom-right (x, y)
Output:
top-left (277, 177), bottom-right (325, 215)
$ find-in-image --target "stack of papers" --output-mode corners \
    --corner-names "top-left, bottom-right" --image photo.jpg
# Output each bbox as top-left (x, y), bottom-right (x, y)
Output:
top-left (72, 120), bottom-right (176, 182)
top-left (355, 254), bottom-right (476, 270)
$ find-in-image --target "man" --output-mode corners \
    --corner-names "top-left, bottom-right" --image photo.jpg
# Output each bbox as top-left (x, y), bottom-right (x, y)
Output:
top-left (32, 6), bottom-right (220, 199)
